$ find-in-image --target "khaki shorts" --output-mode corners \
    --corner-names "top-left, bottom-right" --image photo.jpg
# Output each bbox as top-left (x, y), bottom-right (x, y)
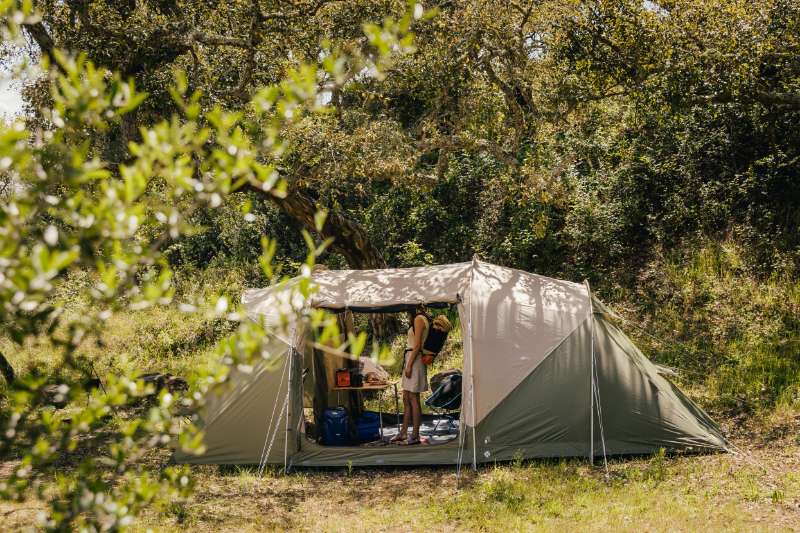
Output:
top-left (401, 350), bottom-right (428, 393)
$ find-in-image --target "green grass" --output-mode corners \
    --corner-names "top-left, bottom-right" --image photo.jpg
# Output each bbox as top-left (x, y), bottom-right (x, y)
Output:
top-left (0, 264), bottom-right (246, 394)
top-left (127, 440), bottom-right (800, 531)
top-left (5, 442), bottom-right (800, 531)
top-left (614, 241), bottom-right (800, 416)
top-left (0, 305), bottom-right (226, 388)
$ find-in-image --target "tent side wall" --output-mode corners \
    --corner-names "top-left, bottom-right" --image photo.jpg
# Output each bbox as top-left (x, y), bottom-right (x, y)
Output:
top-left (175, 340), bottom-right (300, 465)
top-left (472, 317), bottom-right (593, 461)
top-left (591, 312), bottom-right (728, 453)
top-left (467, 261), bottom-right (591, 427)
top-left (470, 308), bottom-right (728, 463)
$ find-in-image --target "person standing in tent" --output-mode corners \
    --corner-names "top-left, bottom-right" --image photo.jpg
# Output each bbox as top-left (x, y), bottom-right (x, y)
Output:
top-left (393, 305), bottom-right (430, 445)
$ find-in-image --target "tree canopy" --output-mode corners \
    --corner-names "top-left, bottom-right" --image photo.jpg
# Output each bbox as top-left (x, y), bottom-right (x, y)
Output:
top-left (13, 0), bottom-right (797, 280)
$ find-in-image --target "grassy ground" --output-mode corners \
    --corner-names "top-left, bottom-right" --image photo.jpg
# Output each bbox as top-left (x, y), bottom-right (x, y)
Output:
top-left (2, 431), bottom-right (799, 531)
top-left (0, 305), bottom-right (227, 389)
top-left (168, 439), bottom-right (800, 532)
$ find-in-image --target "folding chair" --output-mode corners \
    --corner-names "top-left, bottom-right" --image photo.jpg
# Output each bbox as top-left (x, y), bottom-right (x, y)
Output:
top-left (425, 371), bottom-right (462, 433)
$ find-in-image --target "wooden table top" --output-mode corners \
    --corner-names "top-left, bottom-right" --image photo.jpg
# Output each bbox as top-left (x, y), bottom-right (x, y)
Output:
top-left (332, 382), bottom-right (393, 391)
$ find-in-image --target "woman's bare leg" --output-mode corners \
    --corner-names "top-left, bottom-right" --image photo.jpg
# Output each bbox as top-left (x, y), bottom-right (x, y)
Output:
top-left (410, 392), bottom-right (422, 440)
top-left (400, 390), bottom-right (411, 438)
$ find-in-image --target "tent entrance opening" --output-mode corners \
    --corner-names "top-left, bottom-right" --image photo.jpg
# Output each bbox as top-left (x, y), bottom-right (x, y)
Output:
top-left (302, 307), bottom-right (463, 449)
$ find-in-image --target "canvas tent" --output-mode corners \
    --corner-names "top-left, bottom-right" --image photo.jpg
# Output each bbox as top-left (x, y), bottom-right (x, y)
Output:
top-left (174, 258), bottom-right (728, 469)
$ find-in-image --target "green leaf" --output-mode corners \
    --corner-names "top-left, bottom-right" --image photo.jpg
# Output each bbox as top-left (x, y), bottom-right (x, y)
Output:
top-left (314, 208), bottom-right (328, 232)
top-left (348, 332), bottom-right (367, 358)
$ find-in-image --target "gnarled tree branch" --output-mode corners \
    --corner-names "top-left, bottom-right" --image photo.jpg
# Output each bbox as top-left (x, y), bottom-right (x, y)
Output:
top-left (22, 21), bottom-right (57, 61)
top-left (246, 184), bottom-right (386, 270)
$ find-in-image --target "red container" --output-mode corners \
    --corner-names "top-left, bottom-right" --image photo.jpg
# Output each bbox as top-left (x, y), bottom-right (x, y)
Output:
top-left (336, 368), bottom-right (351, 388)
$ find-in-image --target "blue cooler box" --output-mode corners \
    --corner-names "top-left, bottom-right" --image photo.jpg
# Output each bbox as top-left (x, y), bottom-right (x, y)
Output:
top-left (321, 407), bottom-right (350, 446)
top-left (355, 411), bottom-right (381, 443)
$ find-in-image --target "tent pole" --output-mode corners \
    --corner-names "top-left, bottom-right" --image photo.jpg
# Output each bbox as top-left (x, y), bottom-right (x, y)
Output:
top-left (455, 294), bottom-right (467, 481)
top-left (284, 327), bottom-right (296, 475)
top-left (585, 280), bottom-right (594, 466)
top-left (470, 319), bottom-right (477, 471)
top-left (283, 350), bottom-right (291, 474)
top-left (469, 257), bottom-right (478, 471)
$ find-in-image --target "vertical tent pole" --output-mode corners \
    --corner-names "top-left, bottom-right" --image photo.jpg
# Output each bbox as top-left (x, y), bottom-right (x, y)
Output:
top-left (283, 350), bottom-right (291, 474)
top-left (455, 294), bottom-right (466, 480)
top-left (284, 326), bottom-right (296, 475)
top-left (469, 257), bottom-right (478, 471)
top-left (584, 280), bottom-right (594, 466)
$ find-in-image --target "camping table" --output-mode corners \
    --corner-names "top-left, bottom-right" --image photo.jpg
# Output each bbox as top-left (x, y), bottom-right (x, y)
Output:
top-left (332, 382), bottom-right (399, 439)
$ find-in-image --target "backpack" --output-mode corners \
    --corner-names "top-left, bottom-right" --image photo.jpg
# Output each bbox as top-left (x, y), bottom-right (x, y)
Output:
top-left (413, 312), bottom-right (452, 365)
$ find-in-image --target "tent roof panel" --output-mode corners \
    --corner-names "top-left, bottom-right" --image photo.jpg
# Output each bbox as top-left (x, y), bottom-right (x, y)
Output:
top-left (309, 262), bottom-right (472, 309)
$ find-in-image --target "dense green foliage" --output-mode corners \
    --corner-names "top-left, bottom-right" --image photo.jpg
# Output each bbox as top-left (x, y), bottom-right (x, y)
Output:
top-left (16, 0), bottom-right (796, 273)
top-left (22, 0), bottom-right (794, 279)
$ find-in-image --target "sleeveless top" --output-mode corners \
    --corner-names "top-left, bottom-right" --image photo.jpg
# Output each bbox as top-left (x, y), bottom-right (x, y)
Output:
top-left (406, 314), bottom-right (430, 352)
top-left (402, 314), bottom-right (430, 393)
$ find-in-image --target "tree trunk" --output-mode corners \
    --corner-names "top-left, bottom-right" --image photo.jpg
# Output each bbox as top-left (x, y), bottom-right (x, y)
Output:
top-left (249, 184), bottom-right (387, 270)
top-left (22, 22), bottom-right (56, 60)
top-left (247, 184), bottom-right (399, 339)
top-left (0, 352), bottom-right (15, 385)
top-left (282, 188), bottom-right (386, 269)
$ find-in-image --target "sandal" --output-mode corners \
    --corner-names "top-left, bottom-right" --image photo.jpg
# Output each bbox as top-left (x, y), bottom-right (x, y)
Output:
top-left (399, 436), bottom-right (421, 446)
top-left (389, 434), bottom-right (406, 443)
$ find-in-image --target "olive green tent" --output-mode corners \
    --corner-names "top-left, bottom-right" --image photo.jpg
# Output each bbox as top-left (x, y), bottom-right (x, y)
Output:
top-left (174, 259), bottom-right (728, 469)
